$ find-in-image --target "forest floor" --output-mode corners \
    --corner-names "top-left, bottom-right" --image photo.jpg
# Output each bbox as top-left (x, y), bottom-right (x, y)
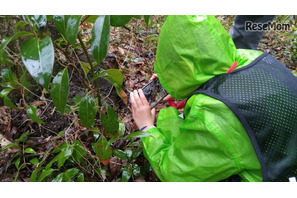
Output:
top-left (0, 15), bottom-right (296, 182)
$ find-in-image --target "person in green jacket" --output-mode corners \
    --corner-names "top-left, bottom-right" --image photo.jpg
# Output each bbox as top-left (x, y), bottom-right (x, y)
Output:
top-left (130, 15), bottom-right (297, 182)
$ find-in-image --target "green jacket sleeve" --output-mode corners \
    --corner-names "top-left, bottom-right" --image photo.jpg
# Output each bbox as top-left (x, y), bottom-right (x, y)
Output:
top-left (142, 94), bottom-right (262, 182)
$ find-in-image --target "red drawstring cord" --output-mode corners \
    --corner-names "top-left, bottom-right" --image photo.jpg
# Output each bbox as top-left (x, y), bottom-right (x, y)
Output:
top-left (168, 61), bottom-right (238, 109)
top-left (226, 61), bottom-right (238, 74)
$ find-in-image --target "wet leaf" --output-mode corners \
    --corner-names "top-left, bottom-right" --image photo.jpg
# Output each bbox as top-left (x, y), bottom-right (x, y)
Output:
top-left (132, 163), bottom-right (141, 177)
top-left (63, 168), bottom-right (79, 182)
top-left (21, 36), bottom-right (54, 90)
top-left (132, 148), bottom-right (142, 159)
top-left (110, 15), bottom-right (133, 27)
top-left (91, 15), bottom-right (110, 64)
top-left (126, 131), bottom-right (151, 141)
top-left (58, 146), bottom-right (73, 168)
top-left (79, 94), bottom-right (97, 128)
top-left (27, 105), bottom-right (44, 124)
top-left (50, 68), bottom-right (69, 115)
top-left (52, 173), bottom-right (63, 182)
top-left (125, 148), bottom-right (133, 160)
top-left (22, 15), bottom-right (47, 29)
top-left (113, 149), bottom-right (128, 160)
top-left (101, 106), bottom-right (119, 137)
top-left (0, 88), bottom-right (13, 97)
top-left (77, 172), bottom-right (84, 182)
top-left (1, 68), bottom-right (17, 82)
top-left (53, 15), bottom-right (82, 46)
top-left (121, 166), bottom-right (132, 182)
top-left (92, 136), bottom-right (112, 161)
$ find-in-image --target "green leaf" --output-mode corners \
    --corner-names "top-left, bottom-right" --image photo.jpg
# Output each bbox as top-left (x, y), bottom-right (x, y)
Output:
top-left (126, 131), bottom-right (151, 141)
top-left (91, 15), bottom-right (110, 64)
top-left (58, 146), bottom-right (73, 168)
top-left (24, 147), bottom-right (36, 154)
top-left (92, 136), bottom-right (112, 160)
top-left (20, 71), bottom-right (34, 89)
top-left (0, 31), bottom-right (34, 64)
top-left (79, 61), bottom-right (91, 78)
top-left (37, 168), bottom-right (54, 182)
top-left (17, 132), bottom-right (29, 143)
top-left (132, 163), bottom-right (141, 177)
top-left (104, 69), bottom-right (123, 87)
top-left (14, 21), bottom-right (28, 31)
top-left (0, 88), bottom-right (19, 109)
top-left (79, 94), bottom-right (97, 128)
top-left (27, 105), bottom-right (44, 124)
top-left (103, 69), bottom-right (124, 98)
top-left (1, 68), bottom-right (17, 82)
top-left (63, 168), bottom-right (79, 182)
top-left (77, 172), bottom-right (84, 182)
top-left (132, 148), bottom-right (142, 160)
top-left (3, 143), bottom-right (17, 150)
top-left (4, 96), bottom-right (19, 109)
top-left (1, 31), bottom-right (34, 49)
top-left (110, 15), bottom-right (133, 27)
top-left (84, 15), bottom-right (98, 23)
top-left (53, 15), bottom-right (82, 46)
top-left (91, 71), bottom-right (105, 82)
top-left (21, 36), bottom-right (54, 90)
top-left (72, 140), bottom-right (87, 162)
top-left (30, 169), bottom-right (38, 182)
top-left (144, 15), bottom-right (150, 25)
top-left (15, 157), bottom-right (21, 170)
top-left (118, 121), bottom-right (125, 137)
top-left (0, 88), bottom-right (13, 97)
top-left (121, 166), bottom-right (132, 182)
top-left (113, 149), bottom-right (128, 160)
top-left (46, 15), bottom-right (53, 22)
top-left (101, 106), bottom-right (119, 137)
top-left (30, 158), bottom-right (39, 165)
top-left (52, 173), bottom-right (63, 182)
top-left (125, 148), bottom-right (133, 160)
top-left (22, 15), bottom-right (47, 29)
top-left (50, 68), bottom-right (69, 115)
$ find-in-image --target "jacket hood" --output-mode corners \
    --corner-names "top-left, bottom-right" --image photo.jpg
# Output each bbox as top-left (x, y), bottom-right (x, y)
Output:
top-left (154, 15), bottom-right (237, 99)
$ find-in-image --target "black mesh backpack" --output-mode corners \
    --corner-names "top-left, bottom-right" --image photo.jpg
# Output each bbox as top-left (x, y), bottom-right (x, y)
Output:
top-left (192, 53), bottom-right (297, 182)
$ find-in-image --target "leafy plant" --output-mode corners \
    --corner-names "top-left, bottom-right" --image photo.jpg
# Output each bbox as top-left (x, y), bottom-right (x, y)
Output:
top-left (0, 15), bottom-right (155, 182)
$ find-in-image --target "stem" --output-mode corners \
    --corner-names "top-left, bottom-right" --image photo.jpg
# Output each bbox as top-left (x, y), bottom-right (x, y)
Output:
top-left (80, 15), bottom-right (91, 25)
top-left (77, 32), bottom-right (102, 107)
top-left (54, 43), bottom-right (91, 90)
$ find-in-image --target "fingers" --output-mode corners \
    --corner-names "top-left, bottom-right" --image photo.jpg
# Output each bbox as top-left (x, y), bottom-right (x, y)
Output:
top-left (138, 89), bottom-right (149, 106)
top-left (130, 91), bottom-right (138, 110)
top-left (151, 108), bottom-right (156, 118)
top-left (133, 89), bottom-right (144, 107)
top-left (150, 74), bottom-right (158, 81)
top-left (163, 94), bottom-right (174, 102)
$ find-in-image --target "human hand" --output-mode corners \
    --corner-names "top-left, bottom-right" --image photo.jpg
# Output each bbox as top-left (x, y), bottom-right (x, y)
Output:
top-left (130, 89), bottom-right (156, 130)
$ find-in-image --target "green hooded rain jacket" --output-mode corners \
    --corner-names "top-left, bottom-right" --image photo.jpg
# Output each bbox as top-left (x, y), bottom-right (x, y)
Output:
top-left (141, 15), bottom-right (265, 182)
